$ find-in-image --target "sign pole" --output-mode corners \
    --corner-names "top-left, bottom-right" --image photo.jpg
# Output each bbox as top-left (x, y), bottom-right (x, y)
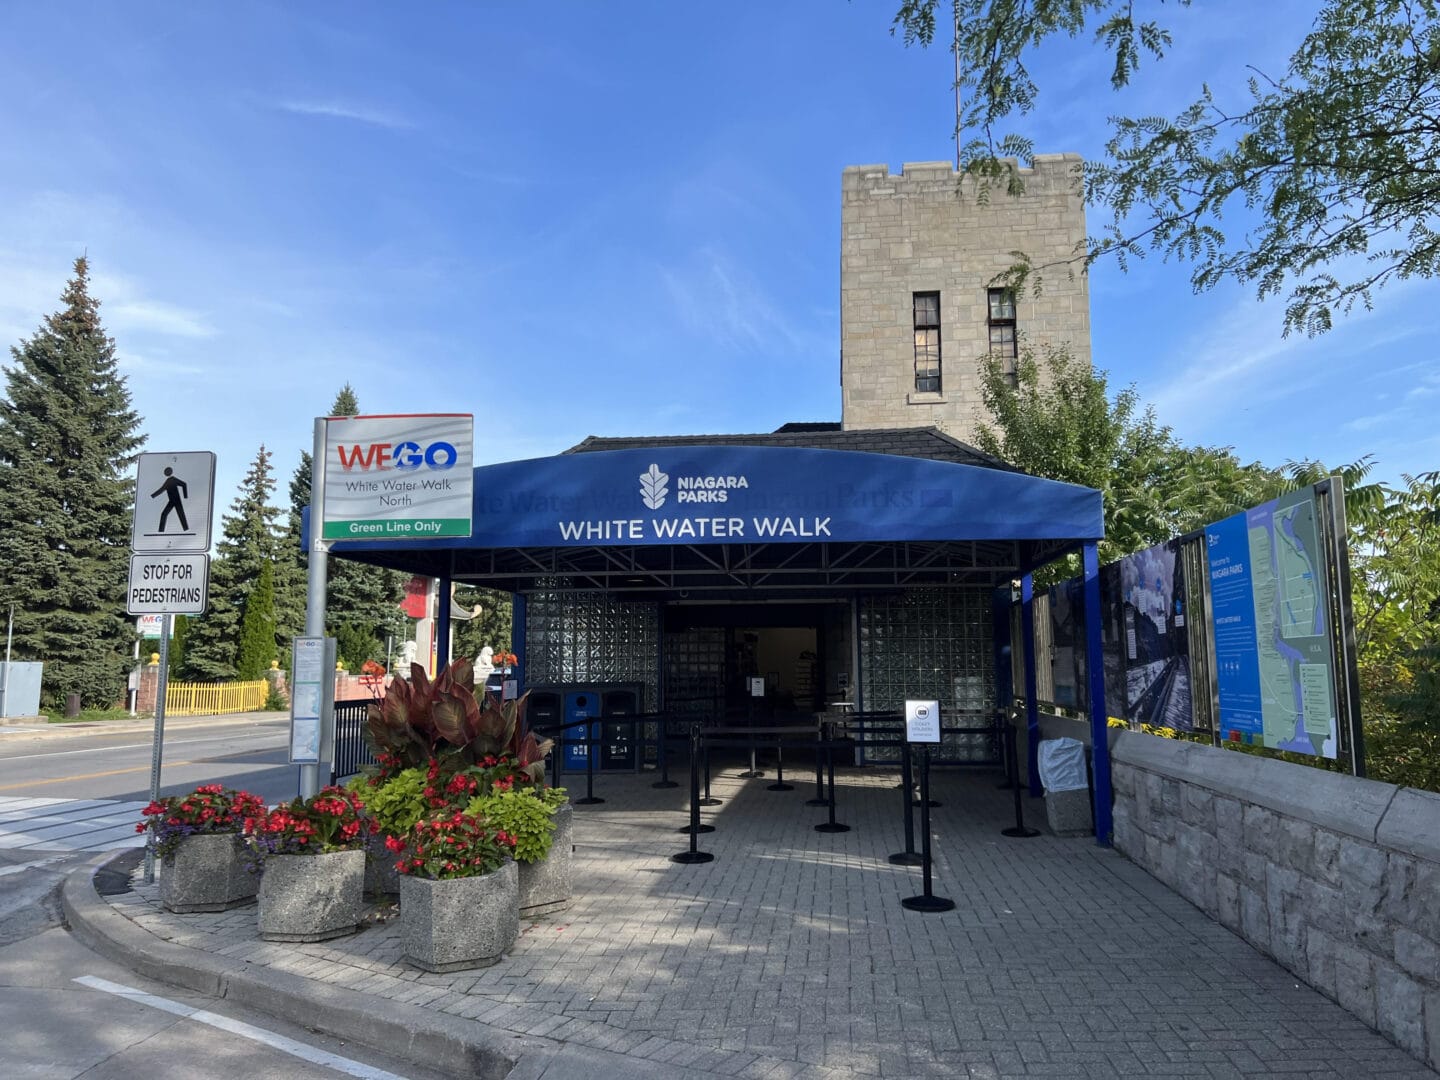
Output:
top-left (142, 614), bottom-right (171, 885)
top-left (301, 418), bottom-right (329, 800)
top-left (1, 601), bottom-right (13, 719)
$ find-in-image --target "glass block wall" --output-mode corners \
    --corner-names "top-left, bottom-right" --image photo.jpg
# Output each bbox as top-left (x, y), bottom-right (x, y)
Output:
top-left (663, 628), bottom-right (726, 724)
top-left (523, 591), bottom-right (661, 711)
top-left (859, 587), bottom-right (997, 763)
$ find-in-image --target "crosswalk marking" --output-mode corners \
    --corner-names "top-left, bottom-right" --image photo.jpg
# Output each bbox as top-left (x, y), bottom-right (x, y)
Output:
top-left (0, 795), bottom-right (147, 852)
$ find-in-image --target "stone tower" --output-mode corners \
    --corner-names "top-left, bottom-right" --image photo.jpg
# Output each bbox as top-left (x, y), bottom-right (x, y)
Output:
top-left (840, 156), bottom-right (1091, 442)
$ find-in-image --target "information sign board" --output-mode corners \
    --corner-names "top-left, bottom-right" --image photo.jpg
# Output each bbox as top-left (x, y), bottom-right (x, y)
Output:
top-left (127, 554), bottom-right (209, 615)
top-left (904, 700), bottom-right (941, 743)
top-left (321, 414), bottom-right (473, 541)
top-left (1204, 486), bottom-right (1339, 757)
top-left (131, 452), bottom-right (216, 553)
top-left (289, 637), bottom-right (336, 765)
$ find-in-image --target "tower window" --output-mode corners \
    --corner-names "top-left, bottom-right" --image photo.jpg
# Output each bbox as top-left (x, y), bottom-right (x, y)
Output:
top-left (987, 288), bottom-right (1017, 381)
top-left (913, 291), bottom-right (941, 394)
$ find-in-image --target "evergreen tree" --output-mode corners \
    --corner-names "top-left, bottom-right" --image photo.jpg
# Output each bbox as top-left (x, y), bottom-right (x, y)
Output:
top-left (0, 258), bottom-right (144, 708)
top-left (235, 559), bottom-right (277, 680)
top-left (452, 586), bottom-right (515, 662)
top-left (185, 445), bottom-right (282, 680)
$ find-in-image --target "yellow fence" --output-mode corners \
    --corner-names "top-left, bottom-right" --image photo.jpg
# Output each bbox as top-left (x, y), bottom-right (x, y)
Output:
top-left (165, 679), bottom-right (269, 716)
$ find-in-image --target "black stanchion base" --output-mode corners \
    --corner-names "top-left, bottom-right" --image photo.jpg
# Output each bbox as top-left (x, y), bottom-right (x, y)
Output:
top-left (804, 797), bottom-right (832, 807)
top-left (901, 894), bottom-right (956, 912)
top-left (651, 780), bottom-right (680, 789)
top-left (736, 770), bottom-right (766, 779)
top-left (767, 782), bottom-right (794, 792)
top-left (814, 822), bottom-right (851, 833)
top-left (1001, 825), bottom-right (1041, 838)
top-left (670, 851), bottom-right (715, 864)
top-left (575, 797), bottom-right (605, 806)
top-left (887, 852), bottom-right (924, 866)
top-left (677, 823), bottom-right (716, 833)
top-left (698, 797), bottom-right (722, 807)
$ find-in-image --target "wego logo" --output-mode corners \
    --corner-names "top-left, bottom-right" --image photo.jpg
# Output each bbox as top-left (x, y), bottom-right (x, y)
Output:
top-left (335, 440), bottom-right (459, 472)
top-left (640, 465), bottom-right (669, 509)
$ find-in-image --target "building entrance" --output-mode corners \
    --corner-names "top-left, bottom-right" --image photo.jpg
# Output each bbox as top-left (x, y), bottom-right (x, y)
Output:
top-left (662, 601), bottom-right (851, 724)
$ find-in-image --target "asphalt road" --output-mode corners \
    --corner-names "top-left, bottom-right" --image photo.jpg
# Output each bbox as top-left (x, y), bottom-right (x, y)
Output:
top-left (0, 717), bottom-right (453, 1080)
top-left (0, 715), bottom-right (306, 806)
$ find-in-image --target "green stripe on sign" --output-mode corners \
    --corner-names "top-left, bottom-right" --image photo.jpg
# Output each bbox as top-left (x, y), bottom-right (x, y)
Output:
top-left (323, 518), bottom-right (472, 540)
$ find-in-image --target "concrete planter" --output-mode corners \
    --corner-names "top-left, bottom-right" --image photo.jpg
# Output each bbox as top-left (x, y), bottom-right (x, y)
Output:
top-left (400, 859), bottom-right (518, 972)
top-left (518, 802), bottom-right (573, 917)
top-left (257, 849), bottom-right (366, 942)
top-left (364, 834), bottom-right (403, 899)
top-left (159, 832), bottom-right (258, 914)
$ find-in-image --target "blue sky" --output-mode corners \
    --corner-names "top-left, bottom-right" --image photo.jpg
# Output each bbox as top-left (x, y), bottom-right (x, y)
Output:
top-left (0, 1), bottom-right (1433, 514)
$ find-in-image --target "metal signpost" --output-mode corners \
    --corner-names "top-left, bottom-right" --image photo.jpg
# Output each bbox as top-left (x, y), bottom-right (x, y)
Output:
top-left (900, 700), bottom-right (954, 913)
top-left (300, 414), bottom-right (475, 798)
top-left (129, 451), bottom-right (216, 884)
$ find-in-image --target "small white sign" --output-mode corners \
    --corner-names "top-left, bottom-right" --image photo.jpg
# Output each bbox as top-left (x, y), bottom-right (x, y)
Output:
top-left (127, 554), bottom-right (209, 615)
top-left (289, 637), bottom-right (335, 766)
top-left (749, 676), bottom-right (766, 698)
top-left (132, 451), bottom-right (216, 553)
top-left (135, 614), bottom-right (173, 637)
top-left (905, 699), bottom-right (941, 744)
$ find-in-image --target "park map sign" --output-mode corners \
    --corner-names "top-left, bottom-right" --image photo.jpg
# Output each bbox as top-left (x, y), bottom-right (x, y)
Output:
top-left (1204, 487), bottom-right (1339, 758)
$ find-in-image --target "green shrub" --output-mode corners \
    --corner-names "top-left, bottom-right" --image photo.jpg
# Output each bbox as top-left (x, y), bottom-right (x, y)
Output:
top-left (347, 767), bottom-right (430, 838)
top-left (465, 787), bottom-right (567, 863)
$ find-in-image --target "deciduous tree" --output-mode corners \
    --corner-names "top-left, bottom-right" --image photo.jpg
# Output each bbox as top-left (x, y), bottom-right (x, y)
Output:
top-left (891, 0), bottom-right (1440, 334)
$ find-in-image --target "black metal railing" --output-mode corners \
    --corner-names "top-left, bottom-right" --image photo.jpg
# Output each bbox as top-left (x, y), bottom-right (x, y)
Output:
top-left (331, 699), bottom-right (377, 783)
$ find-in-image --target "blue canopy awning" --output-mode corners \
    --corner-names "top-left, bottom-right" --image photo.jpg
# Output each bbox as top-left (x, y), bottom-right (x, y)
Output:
top-left (326, 445), bottom-right (1103, 592)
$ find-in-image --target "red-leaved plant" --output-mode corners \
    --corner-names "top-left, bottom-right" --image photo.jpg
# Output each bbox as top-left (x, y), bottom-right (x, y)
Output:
top-left (363, 658), bottom-right (552, 778)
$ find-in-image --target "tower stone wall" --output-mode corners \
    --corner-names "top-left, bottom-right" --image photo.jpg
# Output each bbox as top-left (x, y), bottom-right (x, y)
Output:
top-left (840, 155), bottom-right (1091, 442)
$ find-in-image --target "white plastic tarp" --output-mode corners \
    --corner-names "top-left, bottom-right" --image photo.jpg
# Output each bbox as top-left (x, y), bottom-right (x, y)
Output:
top-left (1037, 737), bottom-right (1087, 793)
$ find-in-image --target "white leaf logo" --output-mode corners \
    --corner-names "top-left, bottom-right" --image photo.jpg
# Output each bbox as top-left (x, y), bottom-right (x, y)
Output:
top-left (640, 464), bottom-right (668, 510)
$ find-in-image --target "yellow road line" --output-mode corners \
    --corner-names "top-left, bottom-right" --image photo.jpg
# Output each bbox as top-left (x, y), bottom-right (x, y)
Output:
top-left (0, 761), bottom-right (195, 792)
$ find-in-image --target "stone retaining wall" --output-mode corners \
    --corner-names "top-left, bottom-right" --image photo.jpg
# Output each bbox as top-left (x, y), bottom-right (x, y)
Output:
top-left (1110, 731), bottom-right (1440, 1070)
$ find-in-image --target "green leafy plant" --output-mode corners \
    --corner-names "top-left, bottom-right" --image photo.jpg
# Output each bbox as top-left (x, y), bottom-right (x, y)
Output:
top-left (347, 767), bottom-right (430, 839)
top-left (465, 787), bottom-right (568, 864)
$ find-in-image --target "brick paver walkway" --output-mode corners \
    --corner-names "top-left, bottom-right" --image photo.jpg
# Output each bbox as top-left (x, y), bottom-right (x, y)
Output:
top-left (106, 760), bottom-right (1436, 1079)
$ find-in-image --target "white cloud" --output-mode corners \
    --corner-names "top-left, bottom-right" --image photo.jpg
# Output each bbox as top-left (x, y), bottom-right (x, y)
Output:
top-left (659, 248), bottom-right (814, 357)
top-left (107, 300), bottom-right (216, 339)
top-left (272, 98), bottom-right (412, 130)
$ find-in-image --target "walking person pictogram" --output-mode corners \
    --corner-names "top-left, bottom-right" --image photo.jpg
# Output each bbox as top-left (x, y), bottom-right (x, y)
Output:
top-left (151, 468), bottom-right (190, 532)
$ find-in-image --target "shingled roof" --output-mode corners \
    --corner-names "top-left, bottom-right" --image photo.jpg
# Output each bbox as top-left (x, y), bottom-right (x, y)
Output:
top-left (562, 425), bottom-right (1018, 471)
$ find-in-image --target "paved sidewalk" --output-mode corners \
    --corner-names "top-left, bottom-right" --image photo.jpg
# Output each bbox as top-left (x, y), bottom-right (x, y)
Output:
top-left (66, 761), bottom-right (1437, 1079)
top-left (0, 709), bottom-right (281, 738)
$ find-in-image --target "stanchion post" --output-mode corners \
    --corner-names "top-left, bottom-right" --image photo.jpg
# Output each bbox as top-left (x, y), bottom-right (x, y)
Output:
top-left (1001, 723), bottom-right (1040, 839)
top-left (901, 744), bottom-right (955, 912)
top-left (815, 724), bottom-right (850, 833)
top-left (806, 719), bottom-right (831, 806)
top-left (699, 728), bottom-right (722, 806)
top-left (767, 735), bottom-right (792, 791)
top-left (888, 744), bottom-right (921, 865)
top-left (672, 724), bottom-right (715, 864)
top-left (575, 718), bottom-right (604, 805)
top-left (652, 715), bottom-right (678, 789)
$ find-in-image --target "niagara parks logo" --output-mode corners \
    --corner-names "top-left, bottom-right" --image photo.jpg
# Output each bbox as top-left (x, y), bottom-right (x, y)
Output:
top-left (640, 464), bottom-right (669, 510)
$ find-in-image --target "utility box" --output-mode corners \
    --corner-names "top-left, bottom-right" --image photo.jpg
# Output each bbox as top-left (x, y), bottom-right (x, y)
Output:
top-left (0, 662), bottom-right (43, 719)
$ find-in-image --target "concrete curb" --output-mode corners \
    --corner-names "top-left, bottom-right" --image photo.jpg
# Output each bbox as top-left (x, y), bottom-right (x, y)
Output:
top-left (62, 851), bottom-right (740, 1080)
top-left (63, 850), bottom-right (529, 1078)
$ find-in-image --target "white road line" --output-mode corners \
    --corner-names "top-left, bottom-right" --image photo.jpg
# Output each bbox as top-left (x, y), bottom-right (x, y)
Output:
top-left (73, 976), bottom-right (410, 1080)
top-left (0, 729), bottom-right (286, 761)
